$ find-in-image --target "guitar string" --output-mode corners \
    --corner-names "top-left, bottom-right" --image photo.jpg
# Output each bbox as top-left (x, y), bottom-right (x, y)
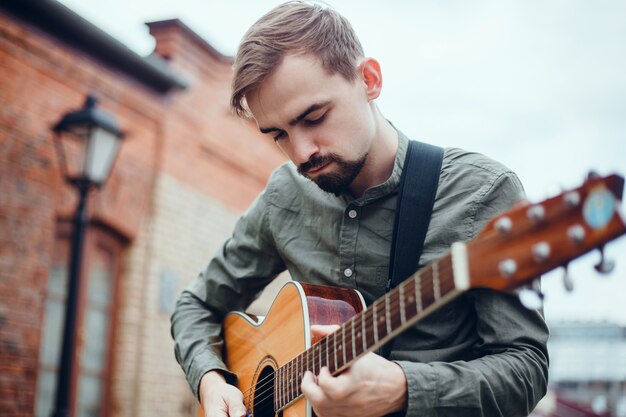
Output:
top-left (240, 261), bottom-right (455, 409)
top-left (241, 261), bottom-right (455, 409)
top-left (246, 196), bottom-right (578, 409)
top-left (243, 277), bottom-right (454, 413)
top-left (245, 274), bottom-right (454, 412)
top-left (242, 262), bottom-right (455, 410)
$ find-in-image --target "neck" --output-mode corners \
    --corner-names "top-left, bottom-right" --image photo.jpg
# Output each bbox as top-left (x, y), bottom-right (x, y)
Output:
top-left (349, 112), bottom-right (398, 198)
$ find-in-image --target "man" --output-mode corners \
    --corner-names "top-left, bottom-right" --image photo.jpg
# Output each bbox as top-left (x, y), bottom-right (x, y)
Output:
top-left (171, 2), bottom-right (549, 417)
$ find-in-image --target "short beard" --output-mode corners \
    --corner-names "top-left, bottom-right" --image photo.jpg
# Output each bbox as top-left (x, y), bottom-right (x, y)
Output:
top-left (298, 152), bottom-right (368, 196)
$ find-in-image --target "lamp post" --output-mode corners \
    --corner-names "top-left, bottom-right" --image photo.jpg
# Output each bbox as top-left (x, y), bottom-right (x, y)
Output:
top-left (51, 96), bottom-right (124, 417)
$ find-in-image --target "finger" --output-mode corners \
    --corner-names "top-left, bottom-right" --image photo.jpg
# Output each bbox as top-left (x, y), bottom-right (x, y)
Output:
top-left (301, 370), bottom-right (325, 404)
top-left (202, 401), bottom-right (229, 417)
top-left (227, 402), bottom-right (246, 417)
top-left (225, 389), bottom-right (247, 417)
top-left (316, 366), bottom-right (350, 399)
top-left (310, 324), bottom-right (341, 338)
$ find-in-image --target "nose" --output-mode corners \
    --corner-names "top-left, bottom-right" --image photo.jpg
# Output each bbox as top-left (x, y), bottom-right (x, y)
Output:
top-left (288, 131), bottom-right (320, 166)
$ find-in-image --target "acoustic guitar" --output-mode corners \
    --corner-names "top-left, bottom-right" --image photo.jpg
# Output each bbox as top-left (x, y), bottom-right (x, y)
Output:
top-left (208, 173), bottom-right (625, 417)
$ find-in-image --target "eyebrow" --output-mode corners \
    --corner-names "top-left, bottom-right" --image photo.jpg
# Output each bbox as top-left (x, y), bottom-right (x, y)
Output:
top-left (259, 101), bottom-right (330, 134)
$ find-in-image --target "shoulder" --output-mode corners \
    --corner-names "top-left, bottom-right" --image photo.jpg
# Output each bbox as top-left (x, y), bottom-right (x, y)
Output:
top-left (441, 147), bottom-right (518, 181)
top-left (434, 147), bottom-right (525, 239)
top-left (439, 147), bottom-right (524, 198)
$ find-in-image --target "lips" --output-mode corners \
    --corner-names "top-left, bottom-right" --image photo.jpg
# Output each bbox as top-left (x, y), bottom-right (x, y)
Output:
top-left (298, 154), bottom-right (338, 177)
top-left (306, 161), bottom-right (331, 175)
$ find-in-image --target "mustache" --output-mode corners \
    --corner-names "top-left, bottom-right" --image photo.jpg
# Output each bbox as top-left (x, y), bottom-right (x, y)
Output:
top-left (298, 154), bottom-right (340, 175)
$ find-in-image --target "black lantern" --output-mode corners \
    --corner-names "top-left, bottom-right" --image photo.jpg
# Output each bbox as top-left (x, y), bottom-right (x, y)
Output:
top-left (53, 95), bottom-right (124, 188)
top-left (51, 96), bottom-right (123, 417)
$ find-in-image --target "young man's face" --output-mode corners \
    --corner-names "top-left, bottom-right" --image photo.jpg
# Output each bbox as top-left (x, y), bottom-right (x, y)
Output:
top-left (247, 54), bottom-right (378, 195)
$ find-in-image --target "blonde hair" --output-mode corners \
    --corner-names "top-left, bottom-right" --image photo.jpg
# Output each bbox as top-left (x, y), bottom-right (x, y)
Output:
top-left (231, 1), bottom-right (365, 118)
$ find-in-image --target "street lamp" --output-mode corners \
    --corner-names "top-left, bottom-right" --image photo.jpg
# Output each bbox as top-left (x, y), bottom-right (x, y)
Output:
top-left (51, 95), bottom-right (124, 417)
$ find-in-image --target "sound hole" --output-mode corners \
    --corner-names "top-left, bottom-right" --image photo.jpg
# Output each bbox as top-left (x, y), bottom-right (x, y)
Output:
top-left (252, 365), bottom-right (278, 417)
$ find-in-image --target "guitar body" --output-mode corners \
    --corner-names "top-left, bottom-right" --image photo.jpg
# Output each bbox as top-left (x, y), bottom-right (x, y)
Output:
top-left (223, 281), bottom-right (366, 417)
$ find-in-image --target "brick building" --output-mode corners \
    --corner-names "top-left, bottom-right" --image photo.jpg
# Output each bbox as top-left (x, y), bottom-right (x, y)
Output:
top-left (0, 1), bottom-right (285, 416)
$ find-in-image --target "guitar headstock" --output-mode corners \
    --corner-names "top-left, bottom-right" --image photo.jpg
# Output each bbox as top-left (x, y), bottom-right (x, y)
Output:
top-left (467, 173), bottom-right (626, 292)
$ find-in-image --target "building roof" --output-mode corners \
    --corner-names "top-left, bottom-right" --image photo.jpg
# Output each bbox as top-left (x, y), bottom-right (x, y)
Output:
top-left (145, 19), bottom-right (233, 64)
top-left (1, 0), bottom-right (188, 93)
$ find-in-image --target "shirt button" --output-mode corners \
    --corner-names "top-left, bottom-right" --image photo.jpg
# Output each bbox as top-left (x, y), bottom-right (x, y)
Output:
top-left (343, 268), bottom-right (353, 278)
top-left (348, 209), bottom-right (358, 219)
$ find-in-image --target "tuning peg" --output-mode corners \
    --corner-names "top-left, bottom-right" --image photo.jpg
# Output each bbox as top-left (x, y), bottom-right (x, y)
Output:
top-left (567, 224), bottom-right (586, 245)
top-left (495, 217), bottom-right (513, 234)
top-left (564, 191), bottom-right (581, 208)
top-left (518, 288), bottom-right (544, 310)
top-left (594, 245), bottom-right (615, 274)
top-left (587, 171), bottom-right (601, 180)
top-left (532, 242), bottom-right (551, 262)
top-left (561, 264), bottom-right (574, 292)
top-left (527, 205), bottom-right (546, 223)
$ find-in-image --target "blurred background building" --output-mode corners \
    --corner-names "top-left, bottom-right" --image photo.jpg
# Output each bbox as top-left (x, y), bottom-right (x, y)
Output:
top-left (0, 1), bottom-right (285, 416)
top-left (1, 1), bottom-right (624, 417)
top-left (542, 322), bottom-right (626, 417)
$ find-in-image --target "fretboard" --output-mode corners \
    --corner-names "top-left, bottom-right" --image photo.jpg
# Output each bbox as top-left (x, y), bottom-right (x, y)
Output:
top-left (274, 253), bottom-right (463, 411)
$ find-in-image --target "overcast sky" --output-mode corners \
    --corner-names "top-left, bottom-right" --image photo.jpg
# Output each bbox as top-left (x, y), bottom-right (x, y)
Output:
top-left (57, 0), bottom-right (626, 325)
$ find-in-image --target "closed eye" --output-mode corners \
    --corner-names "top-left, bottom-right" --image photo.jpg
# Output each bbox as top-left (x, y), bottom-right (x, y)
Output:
top-left (303, 113), bottom-right (326, 126)
top-left (273, 130), bottom-right (286, 141)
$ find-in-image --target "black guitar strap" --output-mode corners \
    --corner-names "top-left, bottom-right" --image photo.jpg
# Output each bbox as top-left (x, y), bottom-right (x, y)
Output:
top-left (382, 140), bottom-right (444, 358)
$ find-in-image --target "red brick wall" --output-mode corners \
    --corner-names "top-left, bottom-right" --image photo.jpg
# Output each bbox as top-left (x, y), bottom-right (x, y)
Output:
top-left (0, 9), bottom-right (285, 417)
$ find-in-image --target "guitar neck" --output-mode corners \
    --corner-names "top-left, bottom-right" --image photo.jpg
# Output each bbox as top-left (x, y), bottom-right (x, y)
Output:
top-left (275, 249), bottom-right (467, 410)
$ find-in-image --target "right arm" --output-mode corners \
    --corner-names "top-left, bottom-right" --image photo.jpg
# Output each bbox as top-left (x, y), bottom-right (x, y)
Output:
top-left (170, 189), bottom-right (285, 411)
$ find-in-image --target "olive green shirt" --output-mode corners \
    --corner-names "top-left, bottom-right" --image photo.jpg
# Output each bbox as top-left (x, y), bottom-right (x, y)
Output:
top-left (171, 131), bottom-right (549, 417)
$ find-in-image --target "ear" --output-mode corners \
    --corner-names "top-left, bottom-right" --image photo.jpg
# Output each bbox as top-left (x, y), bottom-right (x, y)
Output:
top-left (359, 58), bottom-right (383, 101)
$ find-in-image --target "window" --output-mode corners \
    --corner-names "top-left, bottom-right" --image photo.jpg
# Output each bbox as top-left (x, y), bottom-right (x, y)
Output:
top-left (35, 223), bottom-right (123, 417)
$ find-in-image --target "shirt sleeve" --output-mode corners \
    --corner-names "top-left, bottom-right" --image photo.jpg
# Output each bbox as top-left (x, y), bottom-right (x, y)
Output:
top-left (396, 171), bottom-right (550, 417)
top-left (170, 187), bottom-right (286, 400)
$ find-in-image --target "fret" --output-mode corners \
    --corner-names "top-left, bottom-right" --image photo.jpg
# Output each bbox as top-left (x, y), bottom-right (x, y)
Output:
top-left (288, 360), bottom-right (293, 404)
top-left (415, 274), bottom-right (423, 312)
top-left (282, 364), bottom-right (286, 406)
top-left (341, 324), bottom-right (346, 365)
top-left (317, 343), bottom-right (322, 371)
top-left (399, 283), bottom-right (406, 324)
top-left (433, 262), bottom-right (441, 301)
top-left (404, 279), bottom-right (417, 324)
top-left (364, 308), bottom-right (376, 350)
top-left (372, 302), bottom-right (379, 343)
top-left (282, 366), bottom-right (286, 410)
top-left (278, 366), bottom-right (283, 410)
top-left (385, 293), bottom-right (392, 335)
top-left (351, 318), bottom-right (356, 358)
top-left (285, 362), bottom-right (292, 404)
top-left (325, 337), bottom-right (329, 371)
top-left (442, 256), bottom-right (455, 295)
top-left (361, 313), bottom-right (367, 352)
top-left (376, 299), bottom-right (387, 341)
top-left (295, 355), bottom-right (302, 397)
top-left (292, 360), bottom-right (296, 401)
top-left (298, 353), bottom-right (303, 392)
top-left (298, 354), bottom-right (303, 399)
top-left (333, 331), bottom-right (338, 371)
top-left (274, 366), bottom-right (278, 410)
